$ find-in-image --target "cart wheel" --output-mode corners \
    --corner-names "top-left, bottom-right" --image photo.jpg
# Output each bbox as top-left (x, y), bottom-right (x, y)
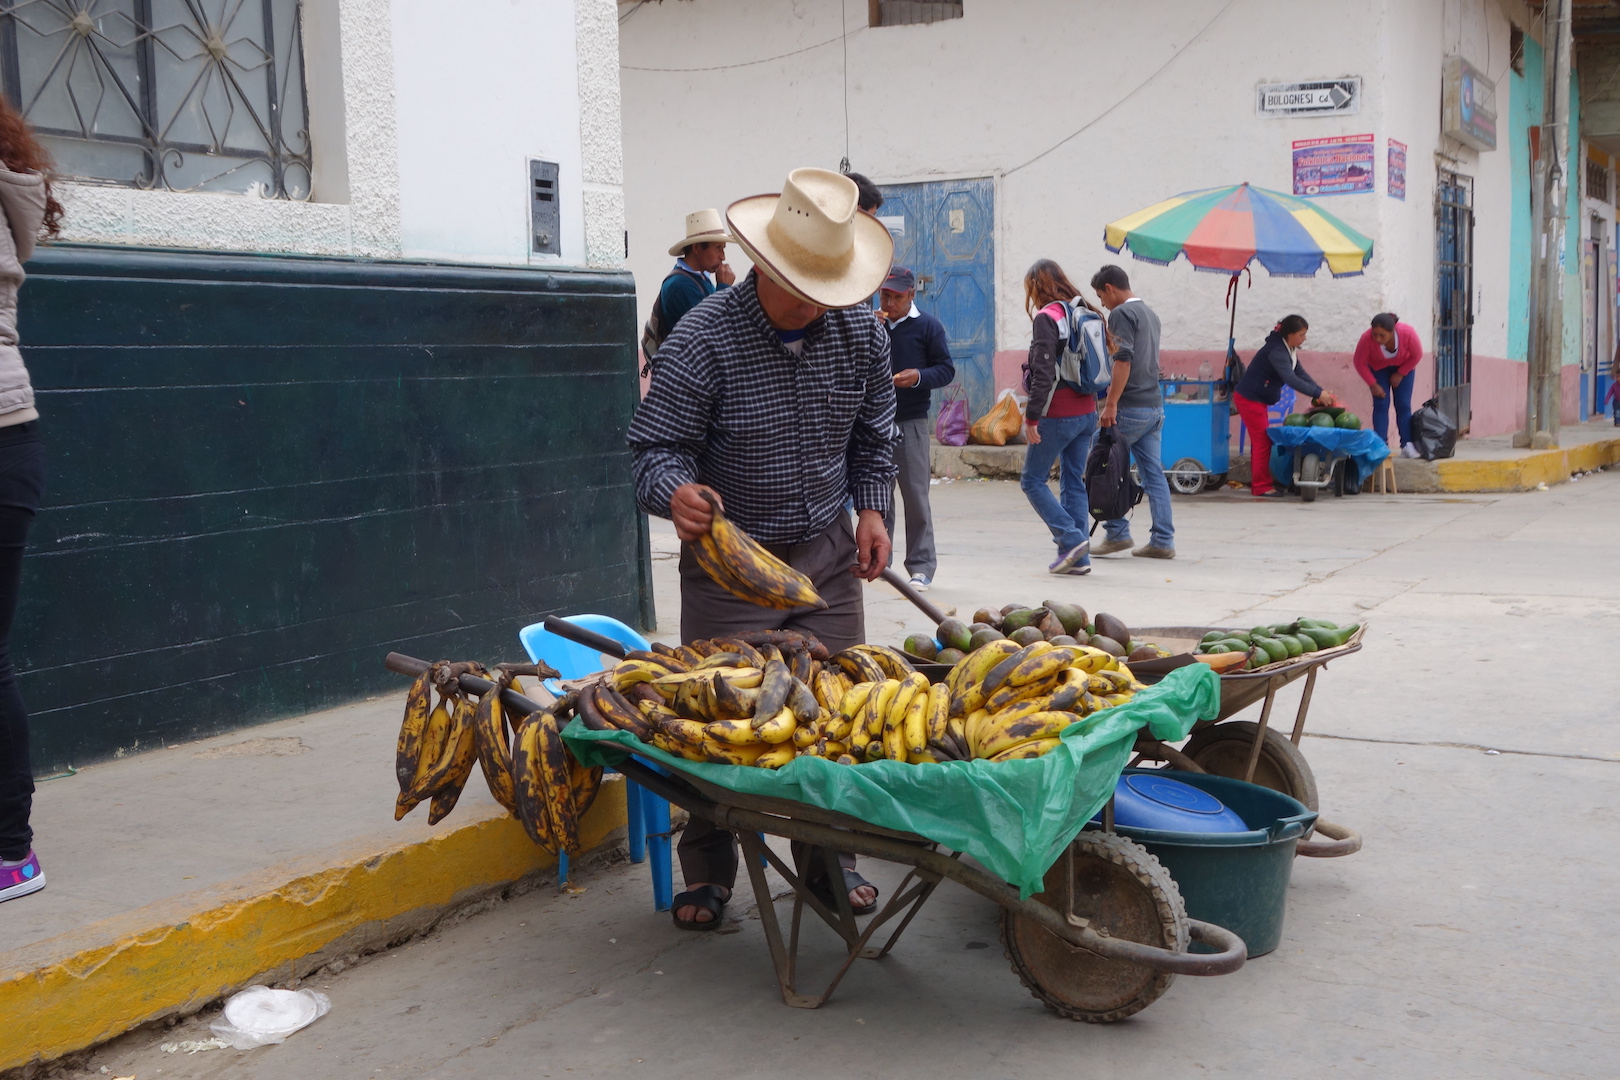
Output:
top-left (1182, 721), bottom-right (1320, 811)
top-left (1168, 458), bottom-right (1206, 495)
top-left (1001, 831), bottom-right (1188, 1023)
top-left (1207, 473), bottom-right (1228, 490)
top-left (1298, 453), bottom-right (1320, 502)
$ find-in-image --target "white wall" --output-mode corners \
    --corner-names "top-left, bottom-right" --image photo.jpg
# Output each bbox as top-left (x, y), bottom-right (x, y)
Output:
top-left (617, 0), bottom-right (1517, 364)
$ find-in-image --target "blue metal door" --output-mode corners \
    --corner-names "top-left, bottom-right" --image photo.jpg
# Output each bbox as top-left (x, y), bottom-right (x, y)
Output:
top-left (878, 178), bottom-right (996, 419)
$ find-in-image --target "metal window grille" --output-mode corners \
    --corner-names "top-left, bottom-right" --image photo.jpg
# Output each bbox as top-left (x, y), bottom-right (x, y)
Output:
top-left (1586, 157), bottom-right (1612, 205)
top-left (1434, 172), bottom-right (1474, 393)
top-left (0, 0), bottom-right (311, 199)
top-left (871, 1), bottom-right (962, 27)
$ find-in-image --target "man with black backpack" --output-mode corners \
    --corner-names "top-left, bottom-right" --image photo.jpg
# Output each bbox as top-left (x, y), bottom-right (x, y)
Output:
top-left (639, 209), bottom-right (736, 367)
top-left (1090, 264), bottom-right (1175, 559)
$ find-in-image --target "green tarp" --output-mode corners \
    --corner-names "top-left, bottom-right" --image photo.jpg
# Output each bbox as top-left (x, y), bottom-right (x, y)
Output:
top-left (563, 664), bottom-right (1220, 897)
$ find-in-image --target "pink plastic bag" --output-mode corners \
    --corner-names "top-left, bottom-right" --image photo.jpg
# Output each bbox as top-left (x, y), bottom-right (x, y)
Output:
top-left (935, 385), bottom-right (969, 446)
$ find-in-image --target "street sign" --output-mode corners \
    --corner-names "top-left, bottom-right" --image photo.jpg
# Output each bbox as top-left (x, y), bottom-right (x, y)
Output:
top-left (1256, 78), bottom-right (1362, 118)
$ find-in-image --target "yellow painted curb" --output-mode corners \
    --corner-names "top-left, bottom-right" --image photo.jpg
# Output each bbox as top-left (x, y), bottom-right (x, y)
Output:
top-left (1437, 437), bottom-right (1620, 492)
top-left (0, 783), bottom-right (626, 1072)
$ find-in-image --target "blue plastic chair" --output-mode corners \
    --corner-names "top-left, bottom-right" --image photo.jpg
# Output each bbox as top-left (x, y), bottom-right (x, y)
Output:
top-left (518, 615), bottom-right (674, 911)
top-left (1238, 385), bottom-right (1295, 455)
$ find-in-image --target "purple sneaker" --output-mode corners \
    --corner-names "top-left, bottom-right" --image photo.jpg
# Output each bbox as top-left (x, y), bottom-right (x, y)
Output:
top-left (1048, 540), bottom-right (1090, 574)
top-left (0, 850), bottom-right (45, 902)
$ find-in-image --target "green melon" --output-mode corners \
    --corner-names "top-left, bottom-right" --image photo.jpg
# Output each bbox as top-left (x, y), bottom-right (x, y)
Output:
top-left (1308, 412), bottom-right (1336, 428)
top-left (1283, 413), bottom-right (1309, 427)
top-left (1335, 412), bottom-right (1362, 430)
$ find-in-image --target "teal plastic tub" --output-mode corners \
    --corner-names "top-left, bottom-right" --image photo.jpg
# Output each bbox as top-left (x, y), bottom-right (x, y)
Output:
top-left (1089, 769), bottom-right (1318, 958)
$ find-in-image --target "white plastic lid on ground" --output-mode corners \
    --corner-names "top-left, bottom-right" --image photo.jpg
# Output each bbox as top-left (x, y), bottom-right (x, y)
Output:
top-left (210, 985), bottom-right (331, 1049)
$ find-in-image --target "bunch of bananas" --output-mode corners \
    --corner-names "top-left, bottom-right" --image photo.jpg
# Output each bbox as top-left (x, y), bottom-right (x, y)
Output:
top-left (394, 662), bottom-right (603, 856)
top-left (581, 634), bottom-right (1145, 769)
top-left (692, 492), bottom-right (825, 611)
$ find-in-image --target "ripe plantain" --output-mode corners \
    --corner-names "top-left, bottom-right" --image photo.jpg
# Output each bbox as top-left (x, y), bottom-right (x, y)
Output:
top-left (852, 643), bottom-right (916, 680)
top-left (396, 668), bottom-right (434, 795)
top-left (712, 674), bottom-right (762, 721)
top-left (832, 649), bottom-right (887, 685)
top-left (509, 710), bottom-right (556, 852)
top-left (786, 677), bottom-right (821, 723)
top-left (901, 678), bottom-right (932, 756)
top-left (534, 708), bottom-right (582, 854)
top-left (838, 680), bottom-right (878, 722)
top-left (949, 640), bottom-right (1023, 716)
top-left (751, 659), bottom-right (794, 728)
top-left (674, 672), bottom-right (719, 723)
top-left (988, 737), bottom-right (1063, 762)
top-left (977, 711), bottom-right (1080, 760)
top-left (569, 758), bottom-right (604, 818)
top-left (924, 683), bottom-right (951, 745)
top-left (1003, 644), bottom-right (1079, 689)
top-left (594, 683), bottom-right (655, 741)
top-left (700, 738), bottom-right (770, 766)
top-left (755, 707), bottom-right (799, 745)
top-left (706, 717), bottom-right (767, 747)
top-left (418, 693), bottom-right (478, 823)
top-left (693, 493), bottom-right (826, 610)
top-left (984, 673), bottom-right (1060, 716)
top-left (472, 678), bottom-right (518, 814)
top-left (982, 641), bottom-right (1055, 697)
top-left (755, 743), bottom-right (797, 769)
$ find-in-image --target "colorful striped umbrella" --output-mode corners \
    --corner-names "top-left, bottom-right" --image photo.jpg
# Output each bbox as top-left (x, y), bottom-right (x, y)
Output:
top-left (1103, 183), bottom-right (1373, 279)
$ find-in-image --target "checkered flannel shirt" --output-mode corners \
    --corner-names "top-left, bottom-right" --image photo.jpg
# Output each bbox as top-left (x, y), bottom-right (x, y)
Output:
top-left (628, 271), bottom-right (899, 546)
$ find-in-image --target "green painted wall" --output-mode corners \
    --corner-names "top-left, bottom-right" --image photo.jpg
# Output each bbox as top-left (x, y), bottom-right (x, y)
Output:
top-left (16, 245), bottom-right (650, 772)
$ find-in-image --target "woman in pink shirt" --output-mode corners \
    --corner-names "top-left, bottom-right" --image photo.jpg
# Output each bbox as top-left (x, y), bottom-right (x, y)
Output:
top-left (1353, 313), bottom-right (1423, 457)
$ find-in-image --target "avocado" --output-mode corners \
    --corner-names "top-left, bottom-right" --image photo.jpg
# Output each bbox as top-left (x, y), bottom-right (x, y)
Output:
top-left (1246, 645), bottom-right (1269, 669)
top-left (936, 647), bottom-right (966, 666)
top-left (903, 634), bottom-right (938, 661)
top-left (936, 617), bottom-right (973, 653)
top-left (969, 622), bottom-right (993, 633)
top-left (973, 607), bottom-right (1004, 630)
top-left (1335, 412), bottom-right (1362, 430)
top-left (1089, 634), bottom-right (1127, 657)
top-left (1200, 630), bottom-right (1226, 644)
top-left (1042, 600), bottom-right (1089, 637)
top-left (1127, 644), bottom-right (1161, 663)
top-left (1211, 638), bottom-right (1251, 653)
top-left (1009, 626), bottom-right (1046, 646)
top-left (1037, 610), bottom-right (1067, 640)
top-left (1048, 635), bottom-right (1078, 647)
top-left (1253, 637), bottom-right (1288, 663)
top-left (1093, 612), bottom-right (1131, 648)
top-left (1283, 413), bottom-right (1308, 427)
top-left (1308, 411), bottom-right (1336, 428)
top-left (1002, 607), bottom-right (1044, 632)
top-left (1000, 603), bottom-right (1025, 615)
top-left (968, 627), bottom-right (1008, 651)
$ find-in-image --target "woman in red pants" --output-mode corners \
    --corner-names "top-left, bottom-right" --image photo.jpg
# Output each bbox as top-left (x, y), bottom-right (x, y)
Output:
top-left (1233, 315), bottom-right (1338, 498)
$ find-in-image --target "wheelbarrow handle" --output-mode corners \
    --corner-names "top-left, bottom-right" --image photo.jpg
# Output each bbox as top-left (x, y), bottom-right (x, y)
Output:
top-left (880, 567), bottom-right (949, 625)
top-left (384, 652), bottom-right (547, 718)
top-left (1296, 818), bottom-right (1361, 858)
top-left (542, 615), bottom-right (629, 660)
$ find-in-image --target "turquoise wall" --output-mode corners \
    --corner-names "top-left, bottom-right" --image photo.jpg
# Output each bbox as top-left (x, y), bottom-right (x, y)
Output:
top-left (1506, 35), bottom-right (1585, 368)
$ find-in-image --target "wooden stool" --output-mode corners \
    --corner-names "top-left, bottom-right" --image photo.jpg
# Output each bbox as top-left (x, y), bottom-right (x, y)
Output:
top-left (1371, 455), bottom-right (1397, 494)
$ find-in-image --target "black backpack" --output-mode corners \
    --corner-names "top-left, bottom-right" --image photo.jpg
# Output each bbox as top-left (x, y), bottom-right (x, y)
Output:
top-left (1084, 425), bottom-right (1144, 534)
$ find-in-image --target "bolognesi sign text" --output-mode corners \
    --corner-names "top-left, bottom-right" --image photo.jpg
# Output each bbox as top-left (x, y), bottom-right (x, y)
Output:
top-left (1257, 78), bottom-right (1362, 118)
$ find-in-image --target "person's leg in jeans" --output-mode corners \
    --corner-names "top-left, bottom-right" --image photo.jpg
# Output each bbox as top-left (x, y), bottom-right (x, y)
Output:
top-left (1105, 407), bottom-right (1173, 551)
top-left (1019, 416), bottom-right (1089, 562)
top-left (1056, 413), bottom-right (1097, 570)
top-left (1369, 367), bottom-right (1393, 444)
top-left (893, 418), bottom-right (936, 580)
top-left (0, 426), bottom-right (44, 868)
top-left (1234, 393), bottom-right (1275, 494)
top-left (1390, 370), bottom-right (1415, 447)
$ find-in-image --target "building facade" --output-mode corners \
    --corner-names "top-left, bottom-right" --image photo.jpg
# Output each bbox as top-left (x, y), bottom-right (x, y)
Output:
top-left (618, 0), bottom-right (1616, 438)
top-left (5, 0), bottom-right (644, 770)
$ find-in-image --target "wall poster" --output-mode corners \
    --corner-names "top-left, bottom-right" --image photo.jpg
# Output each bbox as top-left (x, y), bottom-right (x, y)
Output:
top-left (1387, 138), bottom-right (1407, 200)
top-left (1291, 134), bottom-right (1375, 197)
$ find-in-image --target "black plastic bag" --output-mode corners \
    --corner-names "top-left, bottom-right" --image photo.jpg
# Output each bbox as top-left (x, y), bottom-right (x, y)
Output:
top-left (1410, 398), bottom-right (1458, 461)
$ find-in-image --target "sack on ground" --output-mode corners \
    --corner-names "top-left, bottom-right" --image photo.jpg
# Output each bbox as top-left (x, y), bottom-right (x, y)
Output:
top-left (969, 388), bottom-right (1025, 446)
top-left (1084, 425), bottom-right (1144, 529)
top-left (1410, 398), bottom-right (1458, 461)
top-left (935, 385), bottom-right (970, 446)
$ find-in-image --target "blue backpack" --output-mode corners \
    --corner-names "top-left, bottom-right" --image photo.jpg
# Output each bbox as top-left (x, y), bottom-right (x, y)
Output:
top-left (1052, 300), bottom-right (1112, 396)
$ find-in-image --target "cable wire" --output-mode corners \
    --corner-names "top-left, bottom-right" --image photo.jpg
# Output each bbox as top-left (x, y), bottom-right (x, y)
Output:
top-left (622, 29), bottom-right (857, 72)
top-left (1004, 0), bottom-right (1237, 177)
top-left (840, 0), bottom-right (852, 172)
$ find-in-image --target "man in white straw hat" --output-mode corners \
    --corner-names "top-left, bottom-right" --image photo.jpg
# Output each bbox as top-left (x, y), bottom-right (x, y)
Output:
top-left (640, 209), bottom-right (736, 363)
top-left (628, 167), bottom-right (898, 931)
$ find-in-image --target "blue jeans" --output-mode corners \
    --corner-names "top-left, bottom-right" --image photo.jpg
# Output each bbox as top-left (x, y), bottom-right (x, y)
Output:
top-left (1020, 414), bottom-right (1097, 561)
top-left (1370, 366), bottom-right (1413, 446)
top-left (1104, 407), bottom-right (1174, 550)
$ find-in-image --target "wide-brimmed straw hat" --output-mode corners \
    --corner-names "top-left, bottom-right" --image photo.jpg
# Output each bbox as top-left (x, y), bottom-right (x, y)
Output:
top-left (726, 168), bottom-right (894, 308)
top-left (668, 208), bottom-right (736, 257)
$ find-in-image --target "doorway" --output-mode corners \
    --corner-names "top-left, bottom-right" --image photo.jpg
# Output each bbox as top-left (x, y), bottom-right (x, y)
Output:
top-left (876, 178), bottom-right (996, 419)
top-left (1434, 172), bottom-right (1474, 434)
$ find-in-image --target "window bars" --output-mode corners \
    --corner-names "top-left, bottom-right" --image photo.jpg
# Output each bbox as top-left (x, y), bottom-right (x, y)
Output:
top-left (0, 0), bottom-right (311, 199)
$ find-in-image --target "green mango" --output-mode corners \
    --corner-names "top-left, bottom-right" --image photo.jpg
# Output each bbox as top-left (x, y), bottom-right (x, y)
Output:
top-left (1253, 637), bottom-right (1289, 663)
top-left (1276, 634), bottom-right (1305, 658)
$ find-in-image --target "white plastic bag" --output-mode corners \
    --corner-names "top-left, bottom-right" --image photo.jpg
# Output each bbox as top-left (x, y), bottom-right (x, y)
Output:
top-left (210, 986), bottom-right (331, 1049)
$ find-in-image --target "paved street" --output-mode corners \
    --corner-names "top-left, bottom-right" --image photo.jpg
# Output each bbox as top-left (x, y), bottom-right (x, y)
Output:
top-left (86, 474), bottom-right (1620, 1080)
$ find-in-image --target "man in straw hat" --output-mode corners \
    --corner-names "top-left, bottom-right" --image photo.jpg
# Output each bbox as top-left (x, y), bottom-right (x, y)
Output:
top-left (640, 209), bottom-right (736, 364)
top-left (629, 167), bottom-right (898, 930)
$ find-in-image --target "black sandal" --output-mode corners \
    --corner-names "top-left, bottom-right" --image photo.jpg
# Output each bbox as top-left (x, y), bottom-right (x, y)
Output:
top-left (671, 884), bottom-right (730, 931)
top-left (808, 867), bottom-right (879, 916)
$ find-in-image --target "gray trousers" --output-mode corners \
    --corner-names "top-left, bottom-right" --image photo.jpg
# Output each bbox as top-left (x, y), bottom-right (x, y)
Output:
top-left (676, 513), bottom-right (863, 892)
top-left (882, 417), bottom-right (937, 580)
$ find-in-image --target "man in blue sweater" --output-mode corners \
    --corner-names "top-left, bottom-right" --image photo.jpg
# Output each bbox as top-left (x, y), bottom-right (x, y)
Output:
top-left (878, 266), bottom-right (955, 589)
top-left (653, 208), bottom-right (736, 350)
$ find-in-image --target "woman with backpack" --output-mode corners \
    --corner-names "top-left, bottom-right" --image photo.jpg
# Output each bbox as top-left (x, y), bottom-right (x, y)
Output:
top-left (1019, 259), bottom-right (1108, 575)
top-left (1234, 315), bottom-right (1338, 498)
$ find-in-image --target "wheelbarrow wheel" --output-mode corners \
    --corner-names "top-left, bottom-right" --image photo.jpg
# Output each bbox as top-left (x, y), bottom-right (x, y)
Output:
top-left (1001, 831), bottom-right (1188, 1023)
top-left (1299, 453), bottom-right (1320, 502)
top-left (1182, 721), bottom-right (1320, 811)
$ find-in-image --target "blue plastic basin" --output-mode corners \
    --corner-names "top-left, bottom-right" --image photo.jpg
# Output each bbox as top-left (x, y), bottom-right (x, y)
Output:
top-left (1091, 772), bottom-right (1249, 833)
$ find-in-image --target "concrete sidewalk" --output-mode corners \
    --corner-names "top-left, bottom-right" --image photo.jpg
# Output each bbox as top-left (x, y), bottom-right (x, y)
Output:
top-left (933, 417), bottom-right (1620, 492)
top-left (1, 693), bottom-right (632, 1073)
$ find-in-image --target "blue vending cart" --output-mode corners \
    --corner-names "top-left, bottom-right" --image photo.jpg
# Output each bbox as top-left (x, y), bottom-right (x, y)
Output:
top-left (1159, 379), bottom-right (1231, 494)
